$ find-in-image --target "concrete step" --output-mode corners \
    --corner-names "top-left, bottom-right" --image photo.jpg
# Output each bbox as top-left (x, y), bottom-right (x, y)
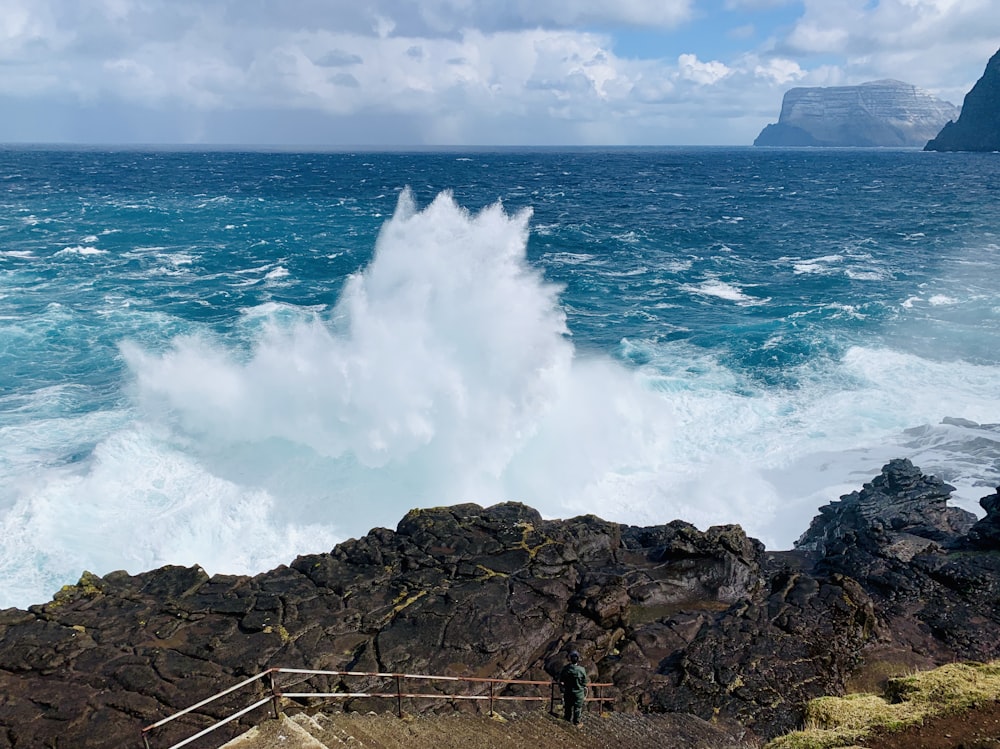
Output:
top-left (220, 713), bottom-right (330, 749)
top-left (220, 708), bottom-right (749, 749)
top-left (290, 712), bottom-right (363, 746)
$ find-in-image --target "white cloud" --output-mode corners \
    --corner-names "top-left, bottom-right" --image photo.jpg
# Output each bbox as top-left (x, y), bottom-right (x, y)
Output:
top-left (676, 53), bottom-right (732, 85)
top-left (724, 0), bottom-right (795, 8)
top-left (385, 0), bottom-right (696, 33)
top-left (0, 2), bottom-right (69, 61)
top-left (0, 0), bottom-right (998, 144)
top-left (785, 21), bottom-right (852, 54)
top-left (753, 57), bottom-right (805, 85)
top-left (782, 0), bottom-right (999, 103)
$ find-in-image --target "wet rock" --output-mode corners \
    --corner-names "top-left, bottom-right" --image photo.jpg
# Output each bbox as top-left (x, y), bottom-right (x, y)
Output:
top-left (2, 463), bottom-right (1000, 746)
top-left (795, 458), bottom-right (976, 557)
top-left (964, 487), bottom-right (1000, 549)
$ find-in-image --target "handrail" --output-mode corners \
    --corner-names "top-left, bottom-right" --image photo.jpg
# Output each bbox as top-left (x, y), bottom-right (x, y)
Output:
top-left (162, 697), bottom-right (273, 749)
top-left (142, 671), bottom-right (273, 732)
top-left (141, 666), bottom-right (615, 749)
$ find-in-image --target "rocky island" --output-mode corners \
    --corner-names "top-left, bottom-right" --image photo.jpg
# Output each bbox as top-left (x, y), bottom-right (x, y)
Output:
top-left (754, 80), bottom-right (959, 147)
top-left (925, 47), bottom-right (1000, 152)
top-left (1, 459), bottom-right (999, 748)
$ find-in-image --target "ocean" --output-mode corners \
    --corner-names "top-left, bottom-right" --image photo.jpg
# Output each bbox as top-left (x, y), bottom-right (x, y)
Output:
top-left (2, 145), bottom-right (999, 609)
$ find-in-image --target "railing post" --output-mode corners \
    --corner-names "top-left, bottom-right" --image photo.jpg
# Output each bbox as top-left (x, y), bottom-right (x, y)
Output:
top-left (140, 666), bottom-right (614, 748)
top-left (268, 670), bottom-right (280, 719)
top-left (395, 674), bottom-right (402, 718)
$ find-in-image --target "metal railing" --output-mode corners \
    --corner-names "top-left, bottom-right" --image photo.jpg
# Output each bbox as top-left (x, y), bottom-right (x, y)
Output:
top-left (141, 666), bottom-right (615, 749)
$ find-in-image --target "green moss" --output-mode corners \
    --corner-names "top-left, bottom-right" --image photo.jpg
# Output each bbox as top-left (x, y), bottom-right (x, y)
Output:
top-left (511, 521), bottom-right (556, 558)
top-left (765, 727), bottom-right (864, 749)
top-left (77, 570), bottom-right (103, 596)
top-left (764, 660), bottom-right (1000, 749)
top-left (263, 624), bottom-right (291, 643)
top-left (884, 661), bottom-right (1000, 710)
top-left (474, 565), bottom-right (509, 580)
top-left (51, 570), bottom-right (104, 605)
top-left (388, 587), bottom-right (428, 610)
top-left (806, 692), bottom-right (929, 732)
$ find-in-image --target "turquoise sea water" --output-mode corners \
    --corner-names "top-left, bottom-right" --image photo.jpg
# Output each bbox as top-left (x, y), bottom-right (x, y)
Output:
top-left (2, 146), bottom-right (1000, 607)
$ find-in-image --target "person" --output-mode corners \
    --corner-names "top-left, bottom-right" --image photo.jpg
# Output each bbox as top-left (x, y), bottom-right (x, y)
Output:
top-left (558, 650), bottom-right (588, 725)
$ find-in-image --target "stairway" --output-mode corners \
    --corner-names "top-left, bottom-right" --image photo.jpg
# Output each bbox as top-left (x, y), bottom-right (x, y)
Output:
top-left (219, 709), bottom-right (748, 749)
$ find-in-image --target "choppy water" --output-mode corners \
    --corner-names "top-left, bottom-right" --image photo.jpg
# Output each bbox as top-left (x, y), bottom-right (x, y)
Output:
top-left (2, 145), bottom-right (1000, 608)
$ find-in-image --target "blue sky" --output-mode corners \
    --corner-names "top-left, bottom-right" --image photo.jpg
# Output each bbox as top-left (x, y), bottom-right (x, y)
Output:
top-left (0, 0), bottom-right (997, 146)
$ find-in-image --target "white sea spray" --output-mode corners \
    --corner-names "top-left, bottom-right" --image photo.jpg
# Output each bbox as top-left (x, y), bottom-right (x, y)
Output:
top-left (2, 148), bottom-right (1000, 609)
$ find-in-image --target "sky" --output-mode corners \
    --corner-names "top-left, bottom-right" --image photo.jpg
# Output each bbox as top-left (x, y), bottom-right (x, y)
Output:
top-left (1, 0), bottom-right (998, 146)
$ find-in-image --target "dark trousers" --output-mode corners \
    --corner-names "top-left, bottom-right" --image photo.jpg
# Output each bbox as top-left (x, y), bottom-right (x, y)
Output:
top-left (563, 695), bottom-right (584, 724)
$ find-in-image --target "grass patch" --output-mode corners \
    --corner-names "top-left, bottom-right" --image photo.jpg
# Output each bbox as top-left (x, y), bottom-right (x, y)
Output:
top-left (764, 660), bottom-right (1000, 749)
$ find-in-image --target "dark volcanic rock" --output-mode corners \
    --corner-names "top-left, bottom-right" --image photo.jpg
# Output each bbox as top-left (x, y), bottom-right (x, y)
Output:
top-left (963, 487), bottom-right (1000, 549)
top-left (796, 458), bottom-right (976, 557)
top-left (796, 461), bottom-right (1000, 673)
top-left (925, 48), bottom-right (1000, 152)
top-left (2, 463), bottom-right (1000, 748)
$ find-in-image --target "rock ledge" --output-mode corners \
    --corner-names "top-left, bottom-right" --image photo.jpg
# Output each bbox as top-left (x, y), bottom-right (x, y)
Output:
top-left (1, 461), bottom-right (999, 749)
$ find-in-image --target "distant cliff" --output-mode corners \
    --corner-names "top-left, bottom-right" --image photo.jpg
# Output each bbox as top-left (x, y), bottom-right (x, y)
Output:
top-left (925, 48), bottom-right (1000, 152)
top-left (754, 80), bottom-right (959, 147)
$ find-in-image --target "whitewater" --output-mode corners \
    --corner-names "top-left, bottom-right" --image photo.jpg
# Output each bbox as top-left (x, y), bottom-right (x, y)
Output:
top-left (2, 146), bottom-right (999, 609)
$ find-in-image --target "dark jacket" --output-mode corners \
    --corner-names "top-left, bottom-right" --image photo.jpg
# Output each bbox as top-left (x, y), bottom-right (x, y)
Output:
top-left (559, 663), bottom-right (588, 699)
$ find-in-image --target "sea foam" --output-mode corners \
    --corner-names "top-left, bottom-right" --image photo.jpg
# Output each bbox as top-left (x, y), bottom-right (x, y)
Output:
top-left (2, 187), bottom-right (1000, 609)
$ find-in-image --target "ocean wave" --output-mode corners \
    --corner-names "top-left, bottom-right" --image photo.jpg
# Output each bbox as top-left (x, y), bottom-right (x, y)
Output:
top-left (3, 150), bottom-right (1000, 610)
top-left (845, 268), bottom-right (892, 281)
top-left (57, 246), bottom-right (109, 257)
top-left (680, 278), bottom-right (770, 305)
top-left (264, 266), bottom-right (290, 282)
top-left (791, 254), bottom-right (844, 275)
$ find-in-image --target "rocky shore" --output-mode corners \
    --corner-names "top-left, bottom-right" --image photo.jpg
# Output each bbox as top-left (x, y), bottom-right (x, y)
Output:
top-left (1, 459), bottom-right (999, 748)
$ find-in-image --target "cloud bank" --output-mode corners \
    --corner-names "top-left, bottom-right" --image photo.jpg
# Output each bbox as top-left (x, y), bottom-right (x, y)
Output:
top-left (0, 0), bottom-right (997, 145)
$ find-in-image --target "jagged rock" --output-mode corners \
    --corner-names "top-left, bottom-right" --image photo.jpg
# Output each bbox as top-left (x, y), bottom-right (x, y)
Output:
top-left (1, 463), bottom-right (1000, 748)
top-left (754, 80), bottom-right (959, 147)
top-left (964, 487), bottom-right (1000, 549)
top-left (796, 460), bottom-right (1000, 676)
top-left (926, 48), bottom-right (1000, 152)
top-left (795, 458), bottom-right (977, 559)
